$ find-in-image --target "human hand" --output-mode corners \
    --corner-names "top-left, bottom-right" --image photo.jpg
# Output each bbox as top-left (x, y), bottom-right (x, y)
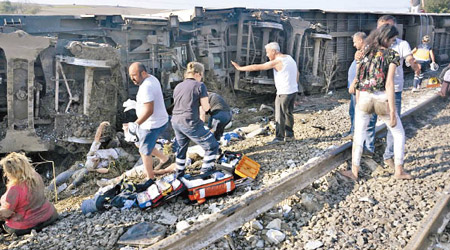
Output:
top-left (389, 111), bottom-right (397, 127)
top-left (355, 50), bottom-right (363, 61)
top-left (231, 61), bottom-right (241, 70)
top-left (349, 83), bottom-right (356, 94)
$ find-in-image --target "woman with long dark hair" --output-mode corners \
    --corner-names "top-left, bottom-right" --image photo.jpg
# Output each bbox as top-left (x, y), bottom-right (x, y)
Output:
top-left (343, 24), bottom-right (412, 180)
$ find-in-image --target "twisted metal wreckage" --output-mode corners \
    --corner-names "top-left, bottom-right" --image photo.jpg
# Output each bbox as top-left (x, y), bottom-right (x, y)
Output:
top-left (0, 7), bottom-right (449, 153)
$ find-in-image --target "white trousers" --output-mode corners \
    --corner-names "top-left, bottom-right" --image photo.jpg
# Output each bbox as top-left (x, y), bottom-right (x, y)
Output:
top-left (352, 91), bottom-right (405, 167)
top-left (411, 5), bottom-right (420, 13)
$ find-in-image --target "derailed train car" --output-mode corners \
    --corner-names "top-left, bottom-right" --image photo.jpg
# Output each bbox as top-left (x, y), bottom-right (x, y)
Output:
top-left (0, 7), bottom-right (450, 153)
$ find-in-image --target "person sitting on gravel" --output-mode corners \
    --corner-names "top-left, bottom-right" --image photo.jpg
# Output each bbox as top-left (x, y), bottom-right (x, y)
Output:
top-left (0, 152), bottom-right (59, 236)
top-left (411, 35), bottom-right (437, 92)
top-left (200, 92), bottom-right (232, 141)
top-left (171, 62), bottom-right (220, 178)
top-left (231, 42), bottom-right (299, 145)
top-left (342, 24), bottom-right (412, 180)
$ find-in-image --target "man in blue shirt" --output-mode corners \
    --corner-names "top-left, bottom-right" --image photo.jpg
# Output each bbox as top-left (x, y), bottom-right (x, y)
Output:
top-left (346, 31), bottom-right (376, 157)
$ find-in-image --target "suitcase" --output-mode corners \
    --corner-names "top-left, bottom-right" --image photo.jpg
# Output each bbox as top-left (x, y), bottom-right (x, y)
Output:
top-left (181, 171), bottom-right (235, 204)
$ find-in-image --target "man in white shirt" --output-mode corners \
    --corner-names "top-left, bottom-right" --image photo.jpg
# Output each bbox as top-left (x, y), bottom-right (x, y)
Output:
top-left (128, 62), bottom-right (172, 180)
top-left (231, 42), bottom-right (299, 145)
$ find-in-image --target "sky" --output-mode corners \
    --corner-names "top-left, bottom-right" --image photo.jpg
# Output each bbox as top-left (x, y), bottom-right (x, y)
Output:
top-left (9, 0), bottom-right (412, 13)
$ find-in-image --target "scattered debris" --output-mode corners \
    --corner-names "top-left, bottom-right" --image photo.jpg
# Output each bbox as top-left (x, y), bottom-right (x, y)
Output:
top-left (117, 222), bottom-right (167, 246)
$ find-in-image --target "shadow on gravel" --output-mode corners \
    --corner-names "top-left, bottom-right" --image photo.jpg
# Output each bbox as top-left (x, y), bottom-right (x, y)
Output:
top-left (411, 162), bottom-right (450, 179)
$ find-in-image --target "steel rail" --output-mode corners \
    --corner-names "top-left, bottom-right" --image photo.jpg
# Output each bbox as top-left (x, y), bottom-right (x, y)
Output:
top-left (145, 93), bottom-right (441, 250)
top-left (405, 185), bottom-right (450, 250)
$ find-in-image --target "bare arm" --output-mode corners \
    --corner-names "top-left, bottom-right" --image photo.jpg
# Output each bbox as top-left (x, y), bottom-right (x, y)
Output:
top-left (349, 78), bottom-right (357, 94)
top-left (231, 60), bottom-right (279, 72)
top-left (430, 49), bottom-right (436, 63)
top-left (411, 47), bottom-right (417, 54)
top-left (0, 208), bottom-right (14, 220)
top-left (94, 121), bottom-right (110, 142)
top-left (200, 96), bottom-right (211, 114)
top-left (135, 102), bottom-right (154, 125)
top-left (406, 54), bottom-right (421, 75)
top-left (386, 63), bottom-right (398, 127)
top-left (199, 106), bottom-right (206, 122)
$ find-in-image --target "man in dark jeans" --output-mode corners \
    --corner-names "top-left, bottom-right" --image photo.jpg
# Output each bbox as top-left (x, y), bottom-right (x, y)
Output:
top-left (232, 41), bottom-right (299, 144)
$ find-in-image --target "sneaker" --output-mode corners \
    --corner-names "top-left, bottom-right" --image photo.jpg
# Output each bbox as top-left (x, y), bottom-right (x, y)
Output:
top-left (267, 138), bottom-right (285, 145)
top-left (412, 87), bottom-right (417, 92)
top-left (284, 136), bottom-right (295, 142)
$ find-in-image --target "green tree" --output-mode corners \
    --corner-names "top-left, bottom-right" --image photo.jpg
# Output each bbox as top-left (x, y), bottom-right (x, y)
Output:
top-left (0, 1), bottom-right (41, 14)
top-left (0, 1), bottom-right (18, 13)
top-left (424, 0), bottom-right (450, 13)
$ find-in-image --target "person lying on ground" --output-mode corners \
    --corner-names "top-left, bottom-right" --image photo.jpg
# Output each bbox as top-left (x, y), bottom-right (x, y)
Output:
top-left (0, 152), bottom-right (59, 236)
top-left (48, 121), bottom-right (134, 192)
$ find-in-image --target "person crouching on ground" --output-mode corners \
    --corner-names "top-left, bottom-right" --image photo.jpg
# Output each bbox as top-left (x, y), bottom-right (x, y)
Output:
top-left (200, 92), bottom-right (232, 141)
top-left (0, 152), bottom-right (59, 236)
top-left (342, 24), bottom-right (412, 180)
top-left (171, 62), bottom-right (219, 178)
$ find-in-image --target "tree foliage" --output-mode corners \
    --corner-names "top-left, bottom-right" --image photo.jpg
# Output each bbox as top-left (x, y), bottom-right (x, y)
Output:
top-left (0, 1), bottom-right (41, 14)
top-left (424, 0), bottom-right (450, 13)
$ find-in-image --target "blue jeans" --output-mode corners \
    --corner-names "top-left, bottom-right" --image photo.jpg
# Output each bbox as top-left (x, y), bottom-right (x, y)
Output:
top-left (349, 94), bottom-right (356, 134)
top-left (383, 91), bottom-right (402, 160)
top-left (208, 110), bottom-right (232, 141)
top-left (351, 94), bottom-right (376, 153)
top-left (172, 120), bottom-right (219, 171)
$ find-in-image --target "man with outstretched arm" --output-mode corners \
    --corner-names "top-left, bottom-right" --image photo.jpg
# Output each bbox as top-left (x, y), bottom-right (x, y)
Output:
top-left (231, 42), bottom-right (299, 145)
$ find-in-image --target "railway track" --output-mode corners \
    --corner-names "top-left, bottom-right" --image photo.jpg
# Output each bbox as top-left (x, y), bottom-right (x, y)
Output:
top-left (405, 185), bottom-right (450, 250)
top-left (2, 88), bottom-right (447, 250)
top-left (146, 92), bottom-right (444, 250)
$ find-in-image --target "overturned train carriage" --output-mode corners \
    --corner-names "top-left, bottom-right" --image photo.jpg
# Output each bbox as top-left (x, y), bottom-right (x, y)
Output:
top-left (0, 8), bottom-right (450, 153)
